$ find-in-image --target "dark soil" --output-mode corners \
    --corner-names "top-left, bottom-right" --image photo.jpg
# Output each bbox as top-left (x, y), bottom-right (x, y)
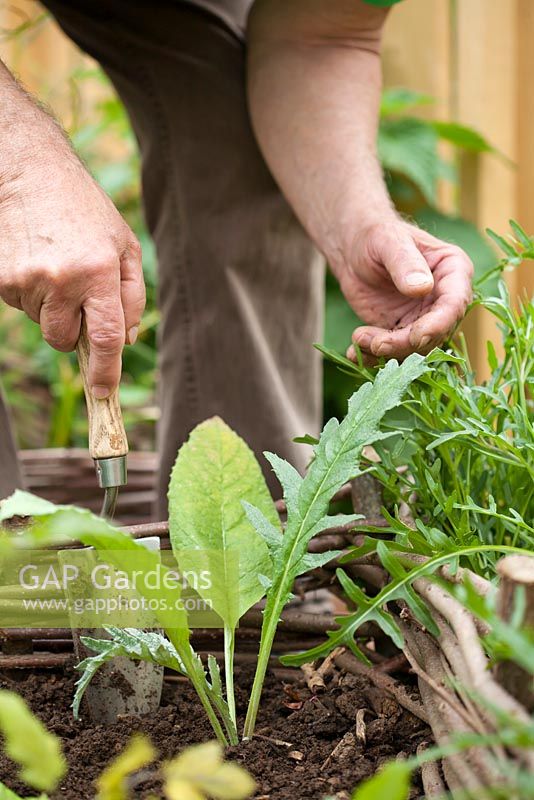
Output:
top-left (0, 666), bottom-right (430, 799)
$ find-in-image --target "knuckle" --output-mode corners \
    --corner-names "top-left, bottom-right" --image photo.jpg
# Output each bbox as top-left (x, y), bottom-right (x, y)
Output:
top-left (45, 266), bottom-right (72, 293)
top-left (1, 264), bottom-right (29, 294)
top-left (450, 246), bottom-right (475, 277)
top-left (84, 248), bottom-right (120, 277)
top-left (127, 236), bottom-right (142, 260)
top-left (89, 324), bottom-right (124, 353)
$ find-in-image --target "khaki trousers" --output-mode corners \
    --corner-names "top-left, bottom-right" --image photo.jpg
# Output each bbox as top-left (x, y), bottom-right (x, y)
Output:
top-left (0, 0), bottom-right (324, 515)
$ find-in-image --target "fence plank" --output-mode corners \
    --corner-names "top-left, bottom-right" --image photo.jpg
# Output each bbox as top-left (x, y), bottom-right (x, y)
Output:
top-left (383, 0), bottom-right (532, 378)
top-left (516, 0), bottom-right (534, 299)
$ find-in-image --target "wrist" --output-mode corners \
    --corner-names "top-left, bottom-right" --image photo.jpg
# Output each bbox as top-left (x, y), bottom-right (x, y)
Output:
top-left (328, 202), bottom-right (400, 279)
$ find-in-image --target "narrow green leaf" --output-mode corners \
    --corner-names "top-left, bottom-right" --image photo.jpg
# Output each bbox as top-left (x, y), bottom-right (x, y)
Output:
top-left (509, 219), bottom-right (532, 248)
top-left (486, 228), bottom-right (517, 258)
top-left (314, 342), bottom-right (360, 372)
top-left (376, 542), bottom-right (439, 636)
top-left (486, 340), bottom-right (498, 372)
top-left (293, 433), bottom-right (320, 446)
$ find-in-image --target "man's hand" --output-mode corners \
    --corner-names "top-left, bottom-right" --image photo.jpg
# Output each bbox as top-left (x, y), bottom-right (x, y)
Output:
top-left (248, 0), bottom-right (474, 360)
top-left (341, 219), bottom-right (473, 364)
top-left (0, 62), bottom-right (145, 399)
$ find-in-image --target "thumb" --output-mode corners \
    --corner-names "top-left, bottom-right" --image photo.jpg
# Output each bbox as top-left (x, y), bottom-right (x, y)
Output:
top-left (378, 229), bottom-right (434, 297)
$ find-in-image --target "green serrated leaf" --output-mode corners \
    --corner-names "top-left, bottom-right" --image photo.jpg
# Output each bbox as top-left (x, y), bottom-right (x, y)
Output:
top-left (282, 544), bottom-right (525, 667)
top-left (73, 628), bottom-right (175, 718)
top-left (244, 355), bottom-right (428, 736)
top-left (264, 452), bottom-right (303, 518)
top-left (242, 501), bottom-right (283, 562)
top-left (0, 494), bottom-right (229, 745)
top-left (298, 549), bottom-right (343, 573)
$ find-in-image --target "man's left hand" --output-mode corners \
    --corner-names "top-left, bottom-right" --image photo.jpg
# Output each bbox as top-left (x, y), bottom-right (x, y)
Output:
top-left (340, 219), bottom-right (474, 364)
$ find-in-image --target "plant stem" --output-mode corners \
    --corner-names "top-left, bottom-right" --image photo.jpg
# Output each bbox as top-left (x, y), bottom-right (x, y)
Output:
top-left (243, 610), bottom-right (279, 739)
top-left (166, 630), bottom-right (228, 746)
top-left (193, 675), bottom-right (228, 747)
top-left (224, 625), bottom-right (237, 732)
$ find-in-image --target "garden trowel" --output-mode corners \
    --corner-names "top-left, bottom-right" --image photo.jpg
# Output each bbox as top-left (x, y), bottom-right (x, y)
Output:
top-left (70, 320), bottom-right (164, 723)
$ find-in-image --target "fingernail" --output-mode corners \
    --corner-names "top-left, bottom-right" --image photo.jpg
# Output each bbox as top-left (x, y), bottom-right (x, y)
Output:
top-left (346, 345), bottom-right (356, 360)
top-left (375, 342), bottom-right (393, 356)
top-left (128, 326), bottom-right (139, 345)
top-left (406, 272), bottom-right (432, 287)
top-left (418, 335), bottom-right (432, 349)
top-left (92, 385), bottom-right (111, 400)
top-left (353, 333), bottom-right (372, 350)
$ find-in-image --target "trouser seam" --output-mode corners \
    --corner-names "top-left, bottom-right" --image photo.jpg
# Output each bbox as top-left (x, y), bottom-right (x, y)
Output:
top-left (119, 35), bottom-right (200, 421)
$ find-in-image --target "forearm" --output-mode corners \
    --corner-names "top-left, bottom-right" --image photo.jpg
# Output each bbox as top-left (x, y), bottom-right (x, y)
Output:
top-left (247, 0), bottom-right (395, 276)
top-left (0, 61), bottom-right (145, 393)
top-left (0, 60), bottom-right (73, 184)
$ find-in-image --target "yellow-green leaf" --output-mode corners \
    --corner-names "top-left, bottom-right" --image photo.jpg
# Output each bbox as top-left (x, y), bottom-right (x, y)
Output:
top-left (199, 763), bottom-right (256, 800)
top-left (164, 779), bottom-right (204, 800)
top-left (163, 742), bottom-right (255, 800)
top-left (96, 734), bottom-right (156, 800)
top-left (0, 691), bottom-right (66, 792)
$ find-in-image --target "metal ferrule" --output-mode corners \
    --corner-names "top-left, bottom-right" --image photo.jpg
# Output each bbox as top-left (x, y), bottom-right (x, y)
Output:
top-left (94, 455), bottom-right (128, 489)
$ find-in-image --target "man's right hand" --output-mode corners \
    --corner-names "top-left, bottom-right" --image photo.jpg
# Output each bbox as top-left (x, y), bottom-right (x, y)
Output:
top-left (0, 64), bottom-right (145, 399)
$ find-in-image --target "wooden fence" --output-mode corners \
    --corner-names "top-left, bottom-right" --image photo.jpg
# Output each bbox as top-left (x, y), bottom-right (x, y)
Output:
top-left (1, 0), bottom-right (533, 377)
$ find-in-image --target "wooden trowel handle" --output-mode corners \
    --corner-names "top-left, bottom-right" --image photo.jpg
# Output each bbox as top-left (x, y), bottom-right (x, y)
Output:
top-left (76, 317), bottom-right (129, 461)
